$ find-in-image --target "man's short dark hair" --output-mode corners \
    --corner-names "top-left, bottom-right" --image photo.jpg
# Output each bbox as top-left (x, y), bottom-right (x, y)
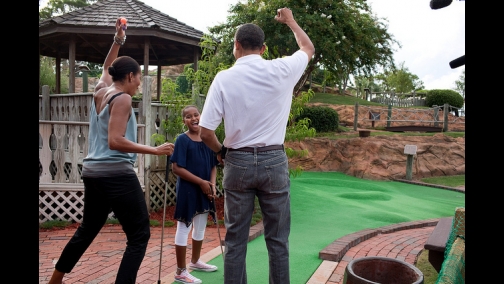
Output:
top-left (235, 23), bottom-right (265, 50)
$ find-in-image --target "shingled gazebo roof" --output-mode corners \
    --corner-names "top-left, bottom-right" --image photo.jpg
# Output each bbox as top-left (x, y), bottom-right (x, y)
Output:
top-left (39, 0), bottom-right (205, 66)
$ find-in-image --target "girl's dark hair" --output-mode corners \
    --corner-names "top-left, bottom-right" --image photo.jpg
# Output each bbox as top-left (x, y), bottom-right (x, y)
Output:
top-left (108, 56), bottom-right (141, 82)
top-left (181, 105), bottom-right (199, 116)
top-left (235, 23), bottom-right (265, 50)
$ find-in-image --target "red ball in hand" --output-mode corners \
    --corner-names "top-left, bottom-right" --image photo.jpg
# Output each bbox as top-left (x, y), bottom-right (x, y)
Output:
top-left (120, 18), bottom-right (127, 30)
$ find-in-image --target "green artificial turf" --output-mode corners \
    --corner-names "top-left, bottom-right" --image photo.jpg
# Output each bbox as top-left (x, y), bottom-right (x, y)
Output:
top-left (186, 172), bottom-right (465, 284)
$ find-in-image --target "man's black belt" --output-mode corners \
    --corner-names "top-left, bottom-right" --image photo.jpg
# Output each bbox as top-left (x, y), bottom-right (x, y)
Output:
top-left (228, 145), bottom-right (284, 153)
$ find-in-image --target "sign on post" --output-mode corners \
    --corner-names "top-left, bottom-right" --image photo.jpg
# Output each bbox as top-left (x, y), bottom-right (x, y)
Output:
top-left (404, 145), bottom-right (417, 180)
top-left (404, 145), bottom-right (417, 155)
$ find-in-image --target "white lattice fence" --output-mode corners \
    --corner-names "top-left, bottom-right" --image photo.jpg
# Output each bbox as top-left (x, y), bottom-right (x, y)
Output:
top-left (149, 169), bottom-right (178, 211)
top-left (39, 184), bottom-right (115, 223)
top-left (148, 167), bottom-right (224, 213)
top-left (38, 171), bottom-right (176, 224)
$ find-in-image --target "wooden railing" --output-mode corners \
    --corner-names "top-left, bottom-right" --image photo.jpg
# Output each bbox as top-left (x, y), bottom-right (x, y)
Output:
top-left (371, 96), bottom-right (426, 107)
top-left (38, 120), bottom-right (146, 223)
top-left (38, 120), bottom-right (145, 184)
top-left (39, 76), bottom-right (178, 223)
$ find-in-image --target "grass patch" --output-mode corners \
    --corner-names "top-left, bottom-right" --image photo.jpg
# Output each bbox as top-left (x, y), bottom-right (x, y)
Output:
top-left (163, 220), bottom-right (175, 227)
top-left (420, 175), bottom-right (465, 187)
top-left (207, 219), bottom-right (225, 226)
top-left (415, 249), bottom-right (439, 283)
top-left (39, 219), bottom-right (72, 229)
top-left (150, 219), bottom-right (175, 227)
top-left (106, 218), bottom-right (120, 225)
top-left (40, 218), bottom-right (121, 230)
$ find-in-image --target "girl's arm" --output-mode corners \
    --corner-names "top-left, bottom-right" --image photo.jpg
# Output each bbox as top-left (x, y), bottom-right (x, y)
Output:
top-left (172, 162), bottom-right (215, 199)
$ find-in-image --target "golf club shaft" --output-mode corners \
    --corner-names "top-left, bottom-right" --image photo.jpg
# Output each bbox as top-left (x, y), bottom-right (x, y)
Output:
top-left (158, 155), bottom-right (170, 283)
top-left (214, 196), bottom-right (224, 262)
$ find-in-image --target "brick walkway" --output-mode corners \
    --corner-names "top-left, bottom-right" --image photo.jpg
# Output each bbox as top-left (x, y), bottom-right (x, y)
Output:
top-left (39, 224), bottom-right (229, 284)
top-left (319, 221), bottom-right (437, 284)
top-left (39, 218), bottom-right (440, 284)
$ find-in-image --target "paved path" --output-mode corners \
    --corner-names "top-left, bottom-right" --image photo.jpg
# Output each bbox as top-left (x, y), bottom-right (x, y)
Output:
top-left (39, 219), bottom-right (438, 284)
top-left (39, 224), bottom-right (228, 284)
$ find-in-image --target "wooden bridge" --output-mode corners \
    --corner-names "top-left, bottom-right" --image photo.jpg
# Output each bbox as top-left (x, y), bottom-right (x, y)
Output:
top-left (354, 103), bottom-right (465, 132)
top-left (385, 125), bottom-right (442, 132)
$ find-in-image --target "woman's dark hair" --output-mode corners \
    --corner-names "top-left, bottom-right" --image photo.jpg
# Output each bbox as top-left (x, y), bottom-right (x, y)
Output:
top-left (108, 56), bottom-right (141, 82)
top-left (235, 23), bottom-right (265, 50)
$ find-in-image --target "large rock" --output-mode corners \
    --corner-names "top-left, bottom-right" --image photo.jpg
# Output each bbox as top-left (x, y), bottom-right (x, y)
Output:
top-left (286, 133), bottom-right (465, 181)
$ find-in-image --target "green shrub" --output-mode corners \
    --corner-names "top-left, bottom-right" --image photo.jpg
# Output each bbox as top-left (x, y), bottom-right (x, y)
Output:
top-left (425, 89), bottom-right (464, 108)
top-left (39, 56), bottom-right (69, 94)
top-left (296, 106), bottom-right (339, 132)
top-left (175, 75), bottom-right (190, 94)
top-left (415, 89), bottom-right (428, 98)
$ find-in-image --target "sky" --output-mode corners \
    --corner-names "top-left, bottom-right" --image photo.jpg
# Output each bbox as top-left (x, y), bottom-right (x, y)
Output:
top-left (39, 0), bottom-right (465, 91)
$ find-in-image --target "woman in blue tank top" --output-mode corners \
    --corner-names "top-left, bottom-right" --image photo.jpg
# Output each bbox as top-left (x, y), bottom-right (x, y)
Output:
top-left (48, 17), bottom-right (175, 284)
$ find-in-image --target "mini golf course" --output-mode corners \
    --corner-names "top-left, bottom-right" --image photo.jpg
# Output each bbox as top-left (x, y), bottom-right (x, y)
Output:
top-left (187, 171), bottom-right (465, 283)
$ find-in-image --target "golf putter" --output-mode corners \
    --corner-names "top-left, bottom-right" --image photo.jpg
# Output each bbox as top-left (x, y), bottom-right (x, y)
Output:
top-left (157, 156), bottom-right (170, 284)
top-left (213, 194), bottom-right (224, 262)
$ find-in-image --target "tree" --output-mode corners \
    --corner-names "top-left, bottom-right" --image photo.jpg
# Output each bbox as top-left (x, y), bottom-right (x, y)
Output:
top-left (39, 56), bottom-right (69, 94)
top-left (353, 75), bottom-right (370, 99)
top-left (207, 0), bottom-right (399, 97)
top-left (375, 61), bottom-right (424, 95)
top-left (39, 0), bottom-right (96, 20)
top-left (454, 69), bottom-right (465, 99)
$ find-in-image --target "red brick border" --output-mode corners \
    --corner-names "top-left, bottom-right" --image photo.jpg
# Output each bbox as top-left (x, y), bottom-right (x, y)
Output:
top-left (319, 218), bottom-right (440, 262)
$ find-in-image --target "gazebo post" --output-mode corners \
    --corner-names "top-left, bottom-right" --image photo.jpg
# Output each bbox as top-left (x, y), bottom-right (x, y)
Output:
top-left (193, 46), bottom-right (199, 72)
top-left (157, 64), bottom-right (162, 101)
top-left (140, 76), bottom-right (153, 211)
top-left (143, 37), bottom-right (150, 77)
top-left (69, 35), bottom-right (76, 93)
top-left (56, 56), bottom-right (61, 94)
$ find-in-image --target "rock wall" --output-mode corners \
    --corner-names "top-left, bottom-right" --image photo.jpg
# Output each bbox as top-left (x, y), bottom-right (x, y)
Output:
top-left (285, 133), bottom-right (465, 181)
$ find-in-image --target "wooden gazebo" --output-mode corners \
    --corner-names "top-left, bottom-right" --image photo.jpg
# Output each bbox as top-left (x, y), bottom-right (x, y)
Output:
top-left (39, 0), bottom-right (205, 99)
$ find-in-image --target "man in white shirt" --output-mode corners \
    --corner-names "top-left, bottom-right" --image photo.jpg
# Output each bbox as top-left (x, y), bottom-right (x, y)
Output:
top-left (199, 7), bottom-right (315, 284)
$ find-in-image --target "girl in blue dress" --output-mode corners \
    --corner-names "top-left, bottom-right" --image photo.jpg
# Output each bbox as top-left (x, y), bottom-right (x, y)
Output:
top-left (170, 105), bottom-right (220, 283)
